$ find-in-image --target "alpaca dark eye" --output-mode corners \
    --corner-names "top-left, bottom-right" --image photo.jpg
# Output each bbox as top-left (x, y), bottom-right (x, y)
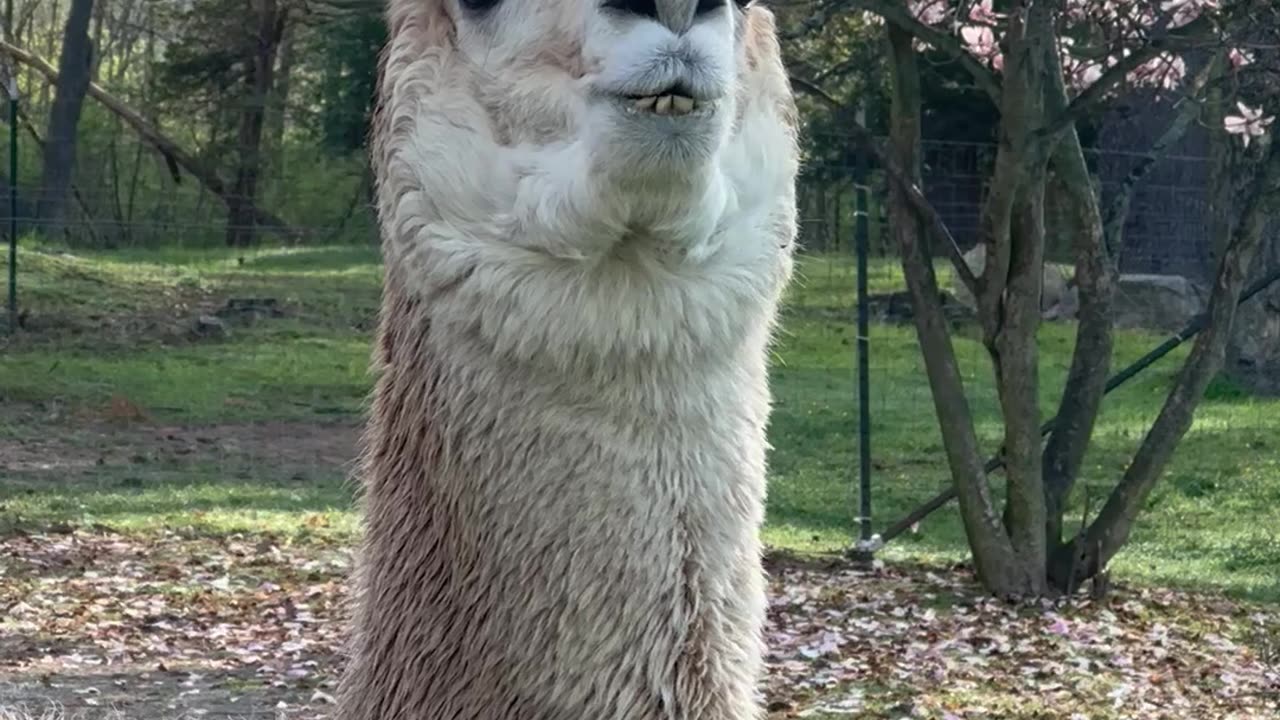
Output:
top-left (694, 0), bottom-right (724, 14)
top-left (460, 0), bottom-right (503, 13)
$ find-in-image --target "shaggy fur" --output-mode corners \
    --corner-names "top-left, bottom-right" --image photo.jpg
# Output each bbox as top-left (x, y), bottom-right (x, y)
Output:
top-left (335, 0), bottom-right (800, 715)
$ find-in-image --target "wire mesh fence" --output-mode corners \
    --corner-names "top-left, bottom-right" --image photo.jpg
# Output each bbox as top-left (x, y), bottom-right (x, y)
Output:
top-left (789, 133), bottom-right (1280, 551)
top-left (4, 128), bottom-right (1279, 534)
top-left (4, 89), bottom-right (1280, 720)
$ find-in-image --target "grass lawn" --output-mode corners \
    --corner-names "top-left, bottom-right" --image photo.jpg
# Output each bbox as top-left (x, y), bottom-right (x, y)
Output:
top-left (1, 242), bottom-right (1278, 718)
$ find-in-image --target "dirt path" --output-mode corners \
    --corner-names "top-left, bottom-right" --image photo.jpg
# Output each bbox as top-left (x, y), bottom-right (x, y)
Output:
top-left (0, 407), bottom-right (360, 482)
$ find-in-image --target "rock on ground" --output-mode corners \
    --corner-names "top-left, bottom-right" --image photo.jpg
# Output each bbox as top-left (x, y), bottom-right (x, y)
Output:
top-left (1113, 274), bottom-right (1208, 333)
top-left (953, 244), bottom-right (1079, 321)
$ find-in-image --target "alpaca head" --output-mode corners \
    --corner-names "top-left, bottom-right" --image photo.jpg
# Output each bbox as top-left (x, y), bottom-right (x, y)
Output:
top-left (459, 0), bottom-right (746, 158)
top-left (375, 0), bottom-right (798, 368)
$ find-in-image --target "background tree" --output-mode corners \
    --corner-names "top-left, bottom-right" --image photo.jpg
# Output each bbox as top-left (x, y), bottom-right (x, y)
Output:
top-left (1, 0), bottom-right (381, 248)
top-left (306, 4), bottom-right (383, 157)
top-left (36, 0), bottom-right (93, 239)
top-left (156, 0), bottom-right (290, 246)
top-left (794, 0), bottom-right (1280, 597)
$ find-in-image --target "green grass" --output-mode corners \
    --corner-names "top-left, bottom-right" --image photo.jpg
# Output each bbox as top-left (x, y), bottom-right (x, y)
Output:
top-left (1, 240), bottom-right (380, 420)
top-left (770, 256), bottom-right (1280, 602)
top-left (2, 244), bottom-right (1279, 602)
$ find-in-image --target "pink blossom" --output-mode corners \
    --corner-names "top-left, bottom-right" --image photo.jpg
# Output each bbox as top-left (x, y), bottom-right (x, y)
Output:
top-left (958, 0), bottom-right (1003, 71)
top-left (1224, 102), bottom-right (1275, 148)
top-left (1227, 48), bottom-right (1254, 69)
top-left (961, 25), bottom-right (998, 62)
top-left (908, 0), bottom-right (948, 25)
top-left (895, 0), bottom-right (1265, 109)
top-left (1161, 0), bottom-right (1219, 28)
top-left (1130, 53), bottom-right (1187, 91)
top-left (967, 0), bottom-right (1000, 24)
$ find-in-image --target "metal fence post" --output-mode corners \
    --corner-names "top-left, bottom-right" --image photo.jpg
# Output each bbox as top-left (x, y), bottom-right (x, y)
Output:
top-left (851, 106), bottom-right (880, 559)
top-left (6, 73), bottom-right (16, 335)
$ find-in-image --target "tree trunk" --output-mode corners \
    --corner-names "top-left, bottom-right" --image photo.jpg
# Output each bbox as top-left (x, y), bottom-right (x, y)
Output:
top-left (90, 0), bottom-right (105, 79)
top-left (1051, 133), bottom-right (1280, 588)
top-left (1038, 45), bottom-right (1114, 552)
top-left (1205, 78), bottom-right (1235, 278)
top-left (36, 0), bottom-right (94, 240)
top-left (1041, 170), bottom-right (1078, 264)
top-left (19, 104), bottom-right (99, 245)
top-left (982, 3), bottom-right (1058, 597)
top-left (814, 183), bottom-right (829, 252)
top-left (225, 0), bottom-right (284, 247)
top-left (266, 20), bottom-right (294, 176)
top-left (884, 23), bottom-right (1027, 597)
top-left (38, 0), bottom-right (59, 110)
top-left (995, 180), bottom-right (1048, 591)
top-left (1042, 55), bottom-right (1220, 576)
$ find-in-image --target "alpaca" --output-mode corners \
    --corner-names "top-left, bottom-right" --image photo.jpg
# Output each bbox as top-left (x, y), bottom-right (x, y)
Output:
top-left (335, 0), bottom-right (800, 714)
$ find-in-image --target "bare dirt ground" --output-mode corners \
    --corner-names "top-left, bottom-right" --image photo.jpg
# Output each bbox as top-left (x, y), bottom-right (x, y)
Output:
top-left (0, 406), bottom-right (359, 480)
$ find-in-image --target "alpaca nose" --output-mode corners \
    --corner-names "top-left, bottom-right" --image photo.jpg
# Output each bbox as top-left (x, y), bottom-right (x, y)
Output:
top-left (606, 0), bottom-right (723, 33)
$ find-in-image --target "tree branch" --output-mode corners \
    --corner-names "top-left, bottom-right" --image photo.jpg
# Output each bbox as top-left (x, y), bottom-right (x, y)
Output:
top-left (843, 0), bottom-right (1001, 103)
top-left (1039, 13), bottom-right (1219, 140)
top-left (0, 40), bottom-right (306, 241)
top-left (1061, 128), bottom-right (1280, 587)
top-left (788, 72), bottom-right (980, 298)
top-left (885, 22), bottom-right (1024, 595)
top-left (1101, 60), bottom-right (1220, 250)
top-left (1040, 51), bottom-right (1217, 554)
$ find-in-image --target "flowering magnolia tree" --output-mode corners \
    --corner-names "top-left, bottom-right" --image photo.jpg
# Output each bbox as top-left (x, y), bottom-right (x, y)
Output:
top-left (795, 0), bottom-right (1280, 597)
top-left (911, 0), bottom-right (1274, 137)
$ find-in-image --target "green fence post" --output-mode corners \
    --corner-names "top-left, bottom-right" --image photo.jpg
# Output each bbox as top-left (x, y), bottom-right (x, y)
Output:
top-left (6, 73), bottom-right (16, 334)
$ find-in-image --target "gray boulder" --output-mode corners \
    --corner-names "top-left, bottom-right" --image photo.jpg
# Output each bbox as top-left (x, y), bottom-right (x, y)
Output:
top-left (1113, 274), bottom-right (1207, 332)
top-left (952, 244), bottom-right (1078, 321)
top-left (1226, 284), bottom-right (1280, 395)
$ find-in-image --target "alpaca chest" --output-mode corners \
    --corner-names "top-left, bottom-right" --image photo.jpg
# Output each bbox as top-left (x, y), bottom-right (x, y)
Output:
top-left (437, 352), bottom-right (773, 538)
top-left (354, 315), bottom-right (776, 715)
top-left (353, 349), bottom-right (774, 717)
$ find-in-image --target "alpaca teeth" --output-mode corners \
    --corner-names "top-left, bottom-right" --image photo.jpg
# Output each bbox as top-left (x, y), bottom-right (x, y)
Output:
top-left (629, 94), bottom-right (702, 115)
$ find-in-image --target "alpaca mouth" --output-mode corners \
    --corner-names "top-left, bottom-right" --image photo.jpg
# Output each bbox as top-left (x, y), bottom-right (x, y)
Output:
top-left (621, 83), bottom-right (717, 117)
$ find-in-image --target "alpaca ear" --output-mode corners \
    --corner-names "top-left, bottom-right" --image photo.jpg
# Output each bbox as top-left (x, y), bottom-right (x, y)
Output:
top-left (374, 0), bottom-right (459, 124)
top-left (384, 0), bottom-right (457, 59)
top-left (740, 5), bottom-right (799, 132)
top-left (368, 0), bottom-right (461, 225)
